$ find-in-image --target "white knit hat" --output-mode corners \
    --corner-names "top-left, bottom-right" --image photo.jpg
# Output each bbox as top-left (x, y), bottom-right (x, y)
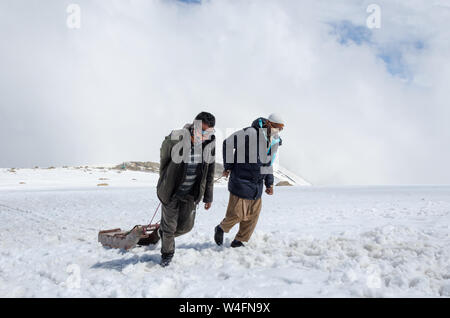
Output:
top-left (268, 113), bottom-right (285, 125)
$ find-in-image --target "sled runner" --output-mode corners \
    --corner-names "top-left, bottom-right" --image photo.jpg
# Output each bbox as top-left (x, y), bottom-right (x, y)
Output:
top-left (98, 203), bottom-right (161, 250)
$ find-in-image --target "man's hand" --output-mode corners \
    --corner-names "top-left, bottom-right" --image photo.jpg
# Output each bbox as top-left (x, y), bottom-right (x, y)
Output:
top-left (222, 170), bottom-right (230, 178)
top-left (204, 202), bottom-right (212, 210)
top-left (265, 186), bottom-right (274, 195)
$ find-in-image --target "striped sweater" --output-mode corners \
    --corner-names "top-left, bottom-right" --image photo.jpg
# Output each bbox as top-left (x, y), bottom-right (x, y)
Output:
top-left (175, 146), bottom-right (202, 197)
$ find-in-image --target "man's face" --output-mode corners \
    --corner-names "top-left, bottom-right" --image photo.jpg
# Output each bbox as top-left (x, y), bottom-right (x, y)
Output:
top-left (193, 122), bottom-right (215, 144)
top-left (268, 122), bottom-right (284, 137)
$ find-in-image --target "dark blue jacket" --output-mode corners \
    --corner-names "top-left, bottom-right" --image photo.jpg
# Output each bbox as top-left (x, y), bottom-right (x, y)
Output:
top-left (222, 118), bottom-right (282, 200)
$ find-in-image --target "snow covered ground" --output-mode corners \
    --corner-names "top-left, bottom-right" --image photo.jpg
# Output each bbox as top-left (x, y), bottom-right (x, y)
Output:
top-left (0, 168), bottom-right (449, 297)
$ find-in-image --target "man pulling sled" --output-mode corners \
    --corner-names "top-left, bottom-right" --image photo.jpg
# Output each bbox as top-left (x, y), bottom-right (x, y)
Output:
top-left (98, 112), bottom-right (216, 267)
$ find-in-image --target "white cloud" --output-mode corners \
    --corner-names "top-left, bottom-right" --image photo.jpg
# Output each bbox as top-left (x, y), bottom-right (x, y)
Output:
top-left (0, 0), bottom-right (449, 184)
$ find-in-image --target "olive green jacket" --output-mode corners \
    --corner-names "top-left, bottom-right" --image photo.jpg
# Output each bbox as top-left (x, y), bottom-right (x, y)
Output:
top-left (156, 124), bottom-right (215, 206)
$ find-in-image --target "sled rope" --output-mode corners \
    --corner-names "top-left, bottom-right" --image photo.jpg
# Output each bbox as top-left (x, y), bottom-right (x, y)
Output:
top-left (214, 175), bottom-right (227, 183)
top-left (148, 202), bottom-right (161, 226)
top-left (146, 175), bottom-right (224, 226)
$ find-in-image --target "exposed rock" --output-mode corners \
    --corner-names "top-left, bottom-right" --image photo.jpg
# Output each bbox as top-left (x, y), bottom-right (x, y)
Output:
top-left (113, 161), bottom-right (160, 173)
top-left (276, 181), bottom-right (293, 187)
top-left (112, 161), bottom-right (223, 178)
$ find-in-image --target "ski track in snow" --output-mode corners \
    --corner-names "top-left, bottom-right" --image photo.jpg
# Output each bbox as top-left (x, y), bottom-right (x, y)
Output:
top-left (0, 169), bottom-right (450, 297)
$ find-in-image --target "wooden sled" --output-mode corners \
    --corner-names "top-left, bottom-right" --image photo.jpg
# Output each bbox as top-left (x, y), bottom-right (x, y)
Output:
top-left (98, 223), bottom-right (160, 250)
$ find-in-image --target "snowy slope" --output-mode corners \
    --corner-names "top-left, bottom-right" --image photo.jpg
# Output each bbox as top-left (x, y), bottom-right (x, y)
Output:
top-left (0, 166), bottom-right (160, 191)
top-left (0, 164), bottom-right (309, 190)
top-left (272, 165), bottom-right (311, 186)
top-left (0, 169), bottom-right (449, 297)
top-left (213, 163), bottom-right (310, 186)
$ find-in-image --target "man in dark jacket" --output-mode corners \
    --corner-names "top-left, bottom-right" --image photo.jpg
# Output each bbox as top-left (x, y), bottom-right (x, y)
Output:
top-left (214, 114), bottom-right (284, 247)
top-left (157, 112), bottom-right (216, 267)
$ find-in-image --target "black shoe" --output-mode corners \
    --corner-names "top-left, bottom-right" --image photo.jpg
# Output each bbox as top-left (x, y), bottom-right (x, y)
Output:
top-left (214, 225), bottom-right (224, 246)
top-left (160, 253), bottom-right (174, 267)
top-left (231, 239), bottom-right (244, 248)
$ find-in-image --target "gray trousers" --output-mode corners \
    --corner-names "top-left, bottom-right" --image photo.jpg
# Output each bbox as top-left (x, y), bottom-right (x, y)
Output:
top-left (160, 196), bottom-right (197, 255)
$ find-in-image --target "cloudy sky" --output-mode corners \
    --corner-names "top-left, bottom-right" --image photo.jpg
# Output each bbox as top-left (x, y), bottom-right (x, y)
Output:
top-left (0, 0), bottom-right (449, 185)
